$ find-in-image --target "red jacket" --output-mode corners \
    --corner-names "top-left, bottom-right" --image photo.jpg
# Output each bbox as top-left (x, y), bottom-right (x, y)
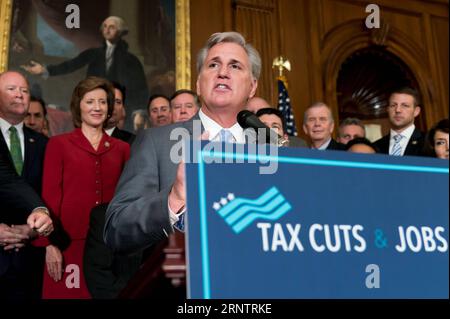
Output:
top-left (36, 128), bottom-right (130, 298)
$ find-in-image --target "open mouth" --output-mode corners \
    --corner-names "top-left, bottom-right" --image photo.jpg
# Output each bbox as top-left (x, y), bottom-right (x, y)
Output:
top-left (215, 83), bottom-right (231, 91)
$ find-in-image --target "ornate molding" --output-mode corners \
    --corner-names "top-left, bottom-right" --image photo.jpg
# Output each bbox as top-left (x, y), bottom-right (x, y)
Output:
top-left (0, 0), bottom-right (12, 72)
top-left (176, 0), bottom-right (190, 90)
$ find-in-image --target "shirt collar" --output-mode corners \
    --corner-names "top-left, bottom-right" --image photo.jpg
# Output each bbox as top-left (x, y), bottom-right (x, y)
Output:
top-left (198, 109), bottom-right (245, 143)
top-left (390, 124), bottom-right (415, 141)
top-left (0, 117), bottom-right (24, 137)
top-left (105, 127), bottom-right (116, 136)
top-left (311, 137), bottom-right (331, 150)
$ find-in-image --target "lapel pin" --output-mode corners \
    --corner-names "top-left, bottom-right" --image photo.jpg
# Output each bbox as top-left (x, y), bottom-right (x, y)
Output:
top-left (29, 138), bottom-right (35, 143)
top-left (104, 141), bottom-right (110, 148)
top-left (412, 141), bottom-right (417, 145)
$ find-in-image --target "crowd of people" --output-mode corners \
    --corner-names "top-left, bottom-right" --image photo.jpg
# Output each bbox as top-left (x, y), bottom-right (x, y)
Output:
top-left (0, 26), bottom-right (448, 301)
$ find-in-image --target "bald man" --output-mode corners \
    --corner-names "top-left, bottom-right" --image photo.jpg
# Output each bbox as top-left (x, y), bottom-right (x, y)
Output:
top-left (0, 71), bottom-right (52, 300)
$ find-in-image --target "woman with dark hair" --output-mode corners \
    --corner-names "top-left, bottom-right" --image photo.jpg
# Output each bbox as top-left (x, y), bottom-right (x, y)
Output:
top-left (424, 119), bottom-right (449, 159)
top-left (346, 137), bottom-right (378, 154)
top-left (34, 77), bottom-right (130, 298)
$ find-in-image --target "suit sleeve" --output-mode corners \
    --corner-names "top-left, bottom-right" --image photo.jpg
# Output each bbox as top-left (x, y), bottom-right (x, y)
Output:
top-left (33, 138), bottom-right (65, 247)
top-left (47, 49), bottom-right (95, 76)
top-left (104, 131), bottom-right (173, 254)
top-left (0, 152), bottom-right (45, 221)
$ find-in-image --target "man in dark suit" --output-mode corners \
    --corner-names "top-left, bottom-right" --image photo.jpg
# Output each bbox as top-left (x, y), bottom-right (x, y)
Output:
top-left (302, 102), bottom-right (345, 151)
top-left (105, 82), bottom-right (135, 145)
top-left (1, 152), bottom-right (53, 301)
top-left (104, 32), bottom-right (261, 254)
top-left (22, 16), bottom-right (149, 131)
top-left (0, 71), bottom-right (49, 299)
top-left (374, 87), bottom-right (425, 156)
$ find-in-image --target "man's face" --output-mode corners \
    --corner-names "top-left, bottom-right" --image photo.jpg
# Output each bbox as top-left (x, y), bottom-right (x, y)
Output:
top-left (24, 101), bottom-right (45, 133)
top-left (196, 42), bottom-right (257, 113)
top-left (338, 124), bottom-right (365, 145)
top-left (388, 93), bottom-right (420, 131)
top-left (259, 114), bottom-right (284, 136)
top-left (148, 97), bottom-right (171, 127)
top-left (302, 106), bottom-right (334, 143)
top-left (0, 72), bottom-right (30, 124)
top-left (171, 93), bottom-right (199, 123)
top-left (246, 97), bottom-right (270, 113)
top-left (102, 18), bottom-right (121, 43)
top-left (107, 88), bottom-right (124, 128)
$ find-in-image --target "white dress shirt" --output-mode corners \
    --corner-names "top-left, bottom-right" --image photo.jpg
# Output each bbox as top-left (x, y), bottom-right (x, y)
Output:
top-left (0, 117), bottom-right (25, 161)
top-left (198, 109), bottom-right (245, 143)
top-left (105, 127), bottom-right (116, 136)
top-left (389, 124), bottom-right (416, 156)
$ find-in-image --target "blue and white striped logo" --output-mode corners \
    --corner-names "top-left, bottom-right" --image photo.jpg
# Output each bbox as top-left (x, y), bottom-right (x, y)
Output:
top-left (213, 187), bottom-right (292, 234)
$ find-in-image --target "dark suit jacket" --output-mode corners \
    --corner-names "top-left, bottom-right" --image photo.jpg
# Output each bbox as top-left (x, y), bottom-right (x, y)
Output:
top-left (326, 139), bottom-right (346, 151)
top-left (84, 204), bottom-right (142, 299)
top-left (0, 126), bottom-right (48, 222)
top-left (0, 125), bottom-right (47, 299)
top-left (374, 128), bottom-right (425, 156)
top-left (47, 40), bottom-right (149, 130)
top-left (0, 152), bottom-right (45, 224)
top-left (112, 127), bottom-right (136, 145)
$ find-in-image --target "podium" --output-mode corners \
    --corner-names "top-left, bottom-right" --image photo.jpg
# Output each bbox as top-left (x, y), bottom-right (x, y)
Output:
top-left (121, 145), bottom-right (448, 299)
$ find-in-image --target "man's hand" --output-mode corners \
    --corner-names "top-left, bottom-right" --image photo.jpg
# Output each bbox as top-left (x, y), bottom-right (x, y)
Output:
top-left (168, 161), bottom-right (186, 213)
top-left (0, 223), bottom-right (29, 251)
top-left (21, 60), bottom-right (45, 75)
top-left (46, 245), bottom-right (63, 282)
top-left (27, 209), bottom-right (53, 236)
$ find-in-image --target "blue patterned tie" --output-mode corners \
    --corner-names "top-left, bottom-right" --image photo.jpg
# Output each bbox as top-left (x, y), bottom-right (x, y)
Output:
top-left (174, 212), bottom-right (185, 232)
top-left (9, 126), bottom-right (23, 175)
top-left (219, 129), bottom-right (234, 143)
top-left (391, 134), bottom-right (404, 156)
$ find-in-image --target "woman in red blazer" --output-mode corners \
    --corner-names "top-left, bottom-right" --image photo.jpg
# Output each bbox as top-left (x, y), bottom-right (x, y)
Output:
top-left (36, 77), bottom-right (130, 298)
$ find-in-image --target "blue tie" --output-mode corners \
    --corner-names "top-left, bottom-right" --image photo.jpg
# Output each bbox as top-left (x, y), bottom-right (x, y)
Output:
top-left (174, 212), bottom-right (185, 232)
top-left (391, 134), bottom-right (403, 156)
top-left (220, 129), bottom-right (233, 143)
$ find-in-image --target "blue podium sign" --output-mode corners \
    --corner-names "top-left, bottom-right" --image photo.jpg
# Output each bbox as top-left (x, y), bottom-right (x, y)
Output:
top-left (184, 144), bottom-right (449, 299)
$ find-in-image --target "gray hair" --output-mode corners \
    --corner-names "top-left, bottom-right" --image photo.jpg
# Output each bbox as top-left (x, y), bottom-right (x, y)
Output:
top-left (303, 102), bottom-right (334, 124)
top-left (338, 117), bottom-right (365, 135)
top-left (196, 32), bottom-right (261, 80)
top-left (170, 89), bottom-right (201, 108)
top-left (101, 16), bottom-right (129, 36)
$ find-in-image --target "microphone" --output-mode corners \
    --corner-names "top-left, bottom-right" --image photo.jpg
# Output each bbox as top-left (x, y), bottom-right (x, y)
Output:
top-left (237, 110), bottom-right (288, 146)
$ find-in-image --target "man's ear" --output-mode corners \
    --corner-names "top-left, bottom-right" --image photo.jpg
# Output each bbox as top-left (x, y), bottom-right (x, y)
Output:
top-left (196, 76), bottom-right (201, 97)
top-left (248, 79), bottom-right (258, 99)
top-left (303, 124), bottom-right (308, 135)
top-left (414, 106), bottom-right (421, 118)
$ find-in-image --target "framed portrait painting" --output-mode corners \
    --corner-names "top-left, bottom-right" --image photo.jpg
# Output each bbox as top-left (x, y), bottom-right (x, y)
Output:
top-left (0, 0), bottom-right (190, 134)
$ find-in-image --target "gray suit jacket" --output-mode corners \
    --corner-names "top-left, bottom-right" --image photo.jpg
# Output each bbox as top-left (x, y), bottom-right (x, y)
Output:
top-left (104, 115), bottom-right (201, 254)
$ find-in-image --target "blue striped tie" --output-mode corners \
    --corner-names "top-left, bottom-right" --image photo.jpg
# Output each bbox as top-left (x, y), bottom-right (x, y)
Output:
top-left (391, 134), bottom-right (403, 156)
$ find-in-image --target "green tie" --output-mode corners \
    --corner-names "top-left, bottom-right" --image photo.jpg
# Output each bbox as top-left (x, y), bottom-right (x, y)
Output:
top-left (9, 126), bottom-right (23, 175)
